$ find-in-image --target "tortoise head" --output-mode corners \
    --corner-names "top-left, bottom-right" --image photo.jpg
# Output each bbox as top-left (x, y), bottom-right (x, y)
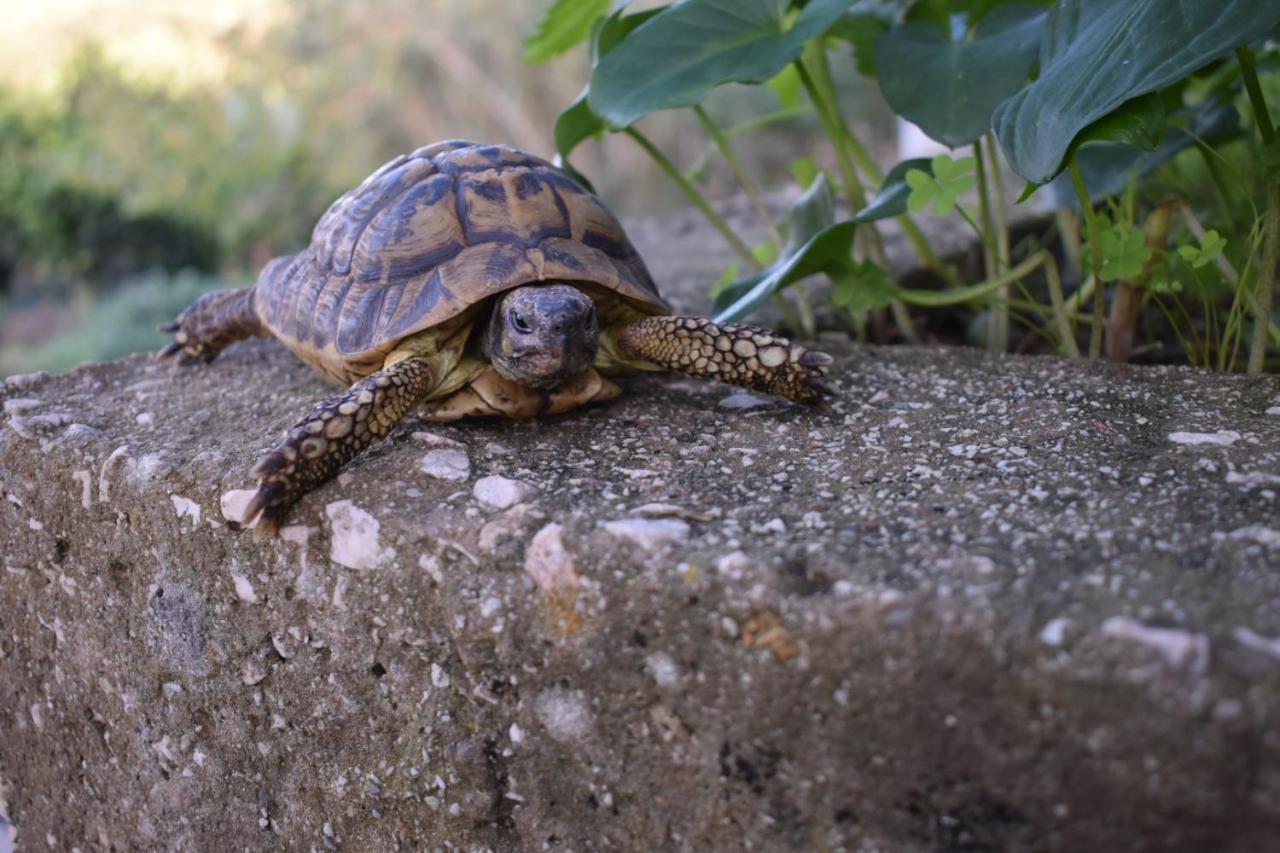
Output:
top-left (484, 283), bottom-right (598, 389)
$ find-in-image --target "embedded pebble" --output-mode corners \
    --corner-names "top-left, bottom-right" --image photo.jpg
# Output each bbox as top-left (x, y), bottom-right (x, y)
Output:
top-left (171, 495), bottom-right (202, 526)
top-left (136, 412), bottom-right (156, 428)
top-left (2, 398), bottom-right (40, 415)
top-left (1039, 618), bottom-right (1072, 647)
top-left (1167, 430), bottom-right (1241, 446)
top-left (325, 500), bottom-right (395, 570)
top-left (420, 448), bottom-right (471, 481)
top-left (1227, 525), bottom-right (1280, 547)
top-left (473, 475), bottom-right (534, 510)
top-left (1235, 627), bottom-right (1280, 661)
top-left (602, 518), bottom-right (690, 551)
top-left (231, 573), bottom-right (258, 604)
top-left (645, 652), bottom-right (681, 688)
top-left (1100, 617), bottom-right (1209, 671)
top-left (718, 391), bottom-right (771, 410)
top-left (220, 490), bottom-right (260, 528)
top-left (533, 688), bottom-right (594, 743)
top-left (523, 523), bottom-right (579, 592)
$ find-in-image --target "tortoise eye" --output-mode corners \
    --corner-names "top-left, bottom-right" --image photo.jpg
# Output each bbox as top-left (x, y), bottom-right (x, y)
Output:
top-left (510, 310), bottom-right (532, 334)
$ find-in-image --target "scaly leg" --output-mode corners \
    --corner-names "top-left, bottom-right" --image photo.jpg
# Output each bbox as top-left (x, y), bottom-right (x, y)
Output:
top-left (613, 316), bottom-right (834, 404)
top-left (243, 357), bottom-right (435, 534)
top-left (159, 287), bottom-right (264, 364)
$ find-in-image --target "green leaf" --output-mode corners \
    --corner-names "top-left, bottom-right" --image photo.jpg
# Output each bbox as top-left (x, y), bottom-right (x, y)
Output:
top-left (875, 4), bottom-right (1047, 148)
top-left (832, 260), bottom-right (896, 313)
top-left (789, 157), bottom-right (821, 188)
top-left (905, 154), bottom-right (975, 215)
top-left (524, 0), bottom-right (613, 63)
top-left (713, 221), bottom-right (859, 323)
top-left (1085, 216), bottom-right (1152, 282)
top-left (1178, 229), bottom-right (1226, 269)
top-left (826, 1), bottom-right (899, 77)
top-left (851, 157), bottom-right (933, 222)
top-left (992, 0), bottom-right (1280, 182)
top-left (1040, 98), bottom-right (1242, 208)
top-left (1068, 92), bottom-right (1167, 155)
top-left (785, 174), bottom-right (837, 254)
top-left (765, 64), bottom-right (804, 111)
top-left (552, 8), bottom-right (664, 162)
top-left (589, 0), bottom-right (857, 129)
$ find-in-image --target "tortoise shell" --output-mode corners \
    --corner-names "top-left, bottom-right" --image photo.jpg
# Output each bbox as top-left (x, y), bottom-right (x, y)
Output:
top-left (255, 140), bottom-right (669, 384)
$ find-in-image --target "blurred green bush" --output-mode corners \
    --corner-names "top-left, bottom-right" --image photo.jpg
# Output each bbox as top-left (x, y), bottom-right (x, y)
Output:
top-left (0, 269), bottom-right (233, 376)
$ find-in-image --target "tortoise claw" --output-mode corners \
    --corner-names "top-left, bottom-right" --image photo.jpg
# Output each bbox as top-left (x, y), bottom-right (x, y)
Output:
top-left (157, 320), bottom-right (181, 333)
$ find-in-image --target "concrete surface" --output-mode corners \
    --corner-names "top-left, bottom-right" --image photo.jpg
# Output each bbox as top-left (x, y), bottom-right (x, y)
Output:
top-left (2, 329), bottom-right (1279, 850)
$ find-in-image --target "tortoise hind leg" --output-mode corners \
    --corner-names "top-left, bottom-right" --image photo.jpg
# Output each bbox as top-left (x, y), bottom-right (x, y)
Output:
top-left (612, 316), bottom-right (834, 405)
top-left (159, 287), bottom-right (265, 364)
top-left (243, 356), bottom-right (436, 535)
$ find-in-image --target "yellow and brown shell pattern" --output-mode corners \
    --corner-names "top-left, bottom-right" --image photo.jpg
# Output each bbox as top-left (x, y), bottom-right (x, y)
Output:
top-left (254, 140), bottom-right (670, 385)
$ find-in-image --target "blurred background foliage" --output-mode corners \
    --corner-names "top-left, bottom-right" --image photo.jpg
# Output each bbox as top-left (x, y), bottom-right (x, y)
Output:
top-left (0, 0), bottom-right (895, 376)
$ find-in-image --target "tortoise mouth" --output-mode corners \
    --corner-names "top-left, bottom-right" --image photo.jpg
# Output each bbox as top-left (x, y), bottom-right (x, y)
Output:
top-left (484, 284), bottom-right (599, 388)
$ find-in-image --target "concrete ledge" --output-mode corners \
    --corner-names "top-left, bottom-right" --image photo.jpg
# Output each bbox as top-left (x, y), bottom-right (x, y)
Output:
top-left (2, 339), bottom-right (1279, 851)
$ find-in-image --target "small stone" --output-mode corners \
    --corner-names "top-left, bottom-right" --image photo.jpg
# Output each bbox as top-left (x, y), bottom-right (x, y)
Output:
top-left (473, 475), bottom-right (533, 510)
top-left (533, 688), bottom-right (593, 743)
top-left (509, 723), bottom-right (525, 745)
top-left (242, 659), bottom-right (268, 685)
top-left (1039, 617), bottom-right (1071, 647)
top-left (602, 518), bottom-right (690, 551)
top-left (326, 500), bottom-right (395, 571)
top-left (420, 448), bottom-right (471, 481)
top-left (136, 412), bottom-right (155, 428)
top-left (431, 663), bottom-right (450, 688)
top-left (1167, 430), bottom-right (1241, 446)
top-left (2, 398), bottom-right (40, 415)
top-left (220, 490), bottom-right (260, 528)
top-left (524, 523), bottom-right (579, 592)
top-left (718, 391), bottom-right (771, 410)
top-left (231, 573), bottom-right (258, 604)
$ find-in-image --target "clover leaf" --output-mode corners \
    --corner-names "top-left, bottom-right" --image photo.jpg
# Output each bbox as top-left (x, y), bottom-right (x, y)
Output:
top-left (832, 260), bottom-right (895, 314)
top-left (1177, 229), bottom-right (1226, 269)
top-left (906, 154), bottom-right (976, 216)
top-left (1088, 215), bottom-right (1153, 282)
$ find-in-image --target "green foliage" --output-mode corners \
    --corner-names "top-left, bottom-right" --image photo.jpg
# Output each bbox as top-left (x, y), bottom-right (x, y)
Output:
top-left (524, 0), bottom-right (613, 63)
top-left (1084, 215), bottom-right (1153, 282)
top-left (874, 3), bottom-right (1046, 148)
top-left (588, 0), bottom-right (855, 128)
top-left (832, 260), bottom-right (895, 313)
top-left (0, 270), bottom-right (230, 376)
top-left (906, 155), bottom-right (976, 216)
top-left (992, 0), bottom-right (1280, 182)
top-left (853, 158), bottom-right (933, 222)
top-left (1178, 230), bottom-right (1227, 269)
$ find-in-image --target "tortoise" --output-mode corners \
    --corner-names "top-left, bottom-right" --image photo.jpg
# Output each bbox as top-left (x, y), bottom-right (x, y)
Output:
top-left (160, 140), bottom-right (833, 532)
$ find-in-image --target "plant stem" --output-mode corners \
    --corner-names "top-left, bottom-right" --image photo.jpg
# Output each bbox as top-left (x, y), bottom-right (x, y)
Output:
top-left (1068, 159), bottom-right (1106, 358)
top-left (626, 126), bottom-right (758, 270)
top-left (986, 134), bottom-right (1012, 270)
top-left (804, 49), bottom-right (949, 281)
top-left (693, 105), bottom-right (784, 250)
top-left (973, 140), bottom-right (999, 278)
top-left (891, 250), bottom-right (1042, 307)
top-left (981, 134), bottom-right (1013, 353)
top-left (1238, 45), bottom-right (1278, 374)
top-left (1249, 181), bottom-right (1280, 373)
top-left (1108, 202), bottom-right (1173, 363)
top-left (1042, 251), bottom-right (1080, 357)
top-left (793, 56), bottom-right (919, 342)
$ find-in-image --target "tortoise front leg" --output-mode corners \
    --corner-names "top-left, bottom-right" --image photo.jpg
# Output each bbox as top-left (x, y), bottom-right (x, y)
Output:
top-left (243, 357), bottom-right (435, 534)
top-left (159, 287), bottom-right (265, 364)
top-left (613, 316), bottom-right (834, 404)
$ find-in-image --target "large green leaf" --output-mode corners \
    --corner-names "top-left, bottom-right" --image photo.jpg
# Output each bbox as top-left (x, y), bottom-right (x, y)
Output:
top-left (553, 8), bottom-right (664, 161)
top-left (992, 0), bottom-right (1280, 182)
top-left (875, 4), bottom-right (1047, 148)
top-left (1041, 99), bottom-right (1242, 208)
top-left (713, 222), bottom-right (858, 323)
top-left (850, 158), bottom-right (932, 222)
top-left (826, 0), bottom-right (900, 76)
top-left (524, 0), bottom-right (612, 63)
top-left (589, 0), bottom-right (857, 129)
